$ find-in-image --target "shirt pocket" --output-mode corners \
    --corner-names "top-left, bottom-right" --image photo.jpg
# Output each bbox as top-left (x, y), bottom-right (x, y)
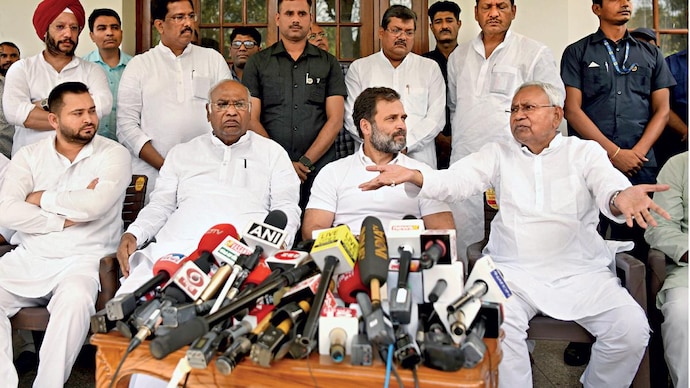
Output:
top-left (306, 75), bottom-right (327, 105)
top-left (193, 75), bottom-right (212, 100)
top-left (582, 66), bottom-right (608, 101)
top-left (628, 65), bottom-right (652, 97)
top-left (263, 76), bottom-right (284, 107)
top-left (404, 87), bottom-right (429, 117)
top-left (490, 65), bottom-right (519, 96)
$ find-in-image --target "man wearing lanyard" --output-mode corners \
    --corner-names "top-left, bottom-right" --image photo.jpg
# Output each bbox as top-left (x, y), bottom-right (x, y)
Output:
top-left (560, 0), bottom-right (675, 366)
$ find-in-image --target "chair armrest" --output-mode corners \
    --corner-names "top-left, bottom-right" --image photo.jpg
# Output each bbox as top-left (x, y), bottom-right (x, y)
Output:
top-left (647, 248), bottom-right (668, 299)
top-left (615, 252), bottom-right (647, 312)
top-left (0, 244), bottom-right (16, 256)
top-left (96, 254), bottom-right (120, 311)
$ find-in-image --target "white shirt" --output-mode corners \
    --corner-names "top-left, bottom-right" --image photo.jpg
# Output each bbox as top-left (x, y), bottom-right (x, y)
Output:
top-left (447, 30), bottom-right (564, 162)
top-left (344, 51), bottom-right (445, 168)
top-left (2, 53), bottom-right (112, 156)
top-left (412, 134), bottom-right (634, 319)
top-left (117, 43), bottom-right (232, 187)
top-left (125, 131), bottom-right (301, 268)
top-left (307, 147), bottom-right (450, 235)
top-left (0, 135), bottom-right (131, 297)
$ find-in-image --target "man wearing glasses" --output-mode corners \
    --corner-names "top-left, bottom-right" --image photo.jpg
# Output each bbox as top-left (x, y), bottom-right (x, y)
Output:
top-left (228, 27), bottom-right (261, 82)
top-left (116, 79), bottom-right (300, 296)
top-left (344, 5), bottom-right (445, 171)
top-left (360, 81), bottom-right (665, 388)
top-left (117, 0), bottom-right (231, 198)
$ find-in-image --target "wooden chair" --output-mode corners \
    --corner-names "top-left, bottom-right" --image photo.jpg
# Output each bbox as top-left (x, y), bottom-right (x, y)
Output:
top-left (6, 175), bottom-right (147, 347)
top-left (466, 198), bottom-right (650, 388)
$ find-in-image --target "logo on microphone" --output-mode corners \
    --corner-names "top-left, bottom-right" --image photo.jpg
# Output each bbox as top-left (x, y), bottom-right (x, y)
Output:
top-left (246, 222), bottom-right (285, 245)
top-left (172, 261), bottom-right (211, 300)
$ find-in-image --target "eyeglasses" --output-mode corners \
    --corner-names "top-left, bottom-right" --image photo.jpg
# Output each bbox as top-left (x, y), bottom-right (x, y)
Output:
top-left (210, 100), bottom-right (249, 112)
top-left (506, 104), bottom-right (556, 114)
top-left (166, 13), bottom-right (197, 24)
top-left (386, 28), bottom-right (415, 38)
top-left (308, 32), bottom-right (327, 40)
top-left (230, 40), bottom-right (257, 49)
top-left (53, 24), bottom-right (80, 33)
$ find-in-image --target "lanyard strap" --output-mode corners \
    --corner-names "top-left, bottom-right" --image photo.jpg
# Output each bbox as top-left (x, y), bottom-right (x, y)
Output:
top-left (603, 40), bottom-right (638, 75)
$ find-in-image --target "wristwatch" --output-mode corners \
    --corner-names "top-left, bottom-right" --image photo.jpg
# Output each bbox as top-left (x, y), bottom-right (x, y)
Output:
top-left (298, 155), bottom-right (315, 172)
top-left (40, 98), bottom-right (49, 111)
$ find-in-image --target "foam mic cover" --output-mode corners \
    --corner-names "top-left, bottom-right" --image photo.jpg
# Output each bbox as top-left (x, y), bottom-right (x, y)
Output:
top-left (357, 216), bottom-right (389, 286)
top-left (336, 261), bottom-right (369, 305)
top-left (198, 224), bottom-right (240, 254)
top-left (244, 260), bottom-right (272, 287)
top-left (264, 209), bottom-right (288, 229)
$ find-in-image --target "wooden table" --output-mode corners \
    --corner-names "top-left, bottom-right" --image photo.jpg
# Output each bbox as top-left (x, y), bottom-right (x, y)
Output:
top-left (91, 332), bottom-right (501, 387)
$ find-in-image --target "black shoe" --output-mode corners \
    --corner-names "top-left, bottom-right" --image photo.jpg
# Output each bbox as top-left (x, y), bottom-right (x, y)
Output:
top-left (563, 342), bottom-right (592, 366)
top-left (13, 350), bottom-right (37, 374)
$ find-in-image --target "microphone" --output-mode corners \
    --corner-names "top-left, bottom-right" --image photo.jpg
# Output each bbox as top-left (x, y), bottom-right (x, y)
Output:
top-left (215, 312), bottom-right (274, 375)
top-left (356, 292), bottom-right (394, 346)
top-left (149, 261), bottom-right (318, 359)
top-left (419, 229), bottom-right (457, 269)
top-left (385, 218), bottom-right (425, 259)
top-left (446, 255), bottom-right (511, 314)
top-left (389, 244), bottom-right (413, 324)
top-left (449, 296), bottom-right (482, 336)
top-left (106, 252), bottom-right (187, 321)
top-left (335, 261), bottom-right (369, 305)
top-left (241, 210), bottom-right (289, 257)
top-left (357, 216), bottom-right (389, 308)
top-left (287, 225), bottom-right (358, 358)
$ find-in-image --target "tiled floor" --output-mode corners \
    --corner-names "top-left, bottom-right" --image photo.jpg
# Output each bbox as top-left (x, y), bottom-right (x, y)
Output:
top-left (18, 340), bottom-right (592, 388)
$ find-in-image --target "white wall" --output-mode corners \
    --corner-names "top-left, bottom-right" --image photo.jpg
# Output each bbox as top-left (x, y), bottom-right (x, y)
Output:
top-left (427, 0), bottom-right (599, 67)
top-left (0, 0), bottom-right (136, 58)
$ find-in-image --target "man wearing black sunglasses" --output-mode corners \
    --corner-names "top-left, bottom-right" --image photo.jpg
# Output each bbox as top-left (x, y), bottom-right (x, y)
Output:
top-left (228, 26), bottom-right (261, 82)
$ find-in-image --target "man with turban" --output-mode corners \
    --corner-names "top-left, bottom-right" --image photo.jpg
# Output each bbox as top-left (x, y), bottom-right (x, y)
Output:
top-left (2, 0), bottom-right (112, 156)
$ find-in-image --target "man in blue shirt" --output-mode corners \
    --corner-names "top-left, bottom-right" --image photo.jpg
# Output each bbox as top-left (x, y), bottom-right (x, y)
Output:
top-left (83, 8), bottom-right (131, 141)
top-left (655, 49), bottom-right (688, 167)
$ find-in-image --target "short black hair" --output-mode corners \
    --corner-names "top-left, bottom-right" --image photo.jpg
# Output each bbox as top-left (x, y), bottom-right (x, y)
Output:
top-left (88, 8), bottom-right (122, 32)
top-left (353, 87), bottom-right (401, 138)
top-left (429, 1), bottom-right (461, 21)
top-left (277, 0), bottom-right (313, 11)
top-left (592, 0), bottom-right (602, 5)
top-left (381, 5), bottom-right (417, 30)
top-left (230, 27), bottom-right (262, 46)
top-left (152, 0), bottom-right (194, 21)
top-left (0, 42), bottom-right (20, 56)
top-left (48, 82), bottom-right (90, 114)
top-left (475, 0), bottom-right (515, 5)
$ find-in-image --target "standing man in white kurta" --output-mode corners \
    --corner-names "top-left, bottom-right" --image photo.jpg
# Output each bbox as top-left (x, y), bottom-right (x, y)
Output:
top-left (360, 82), bottom-right (667, 388)
top-left (117, 0), bottom-right (231, 198)
top-left (2, 0), bottom-right (112, 157)
top-left (0, 82), bottom-right (131, 388)
top-left (344, 5), bottom-right (445, 170)
top-left (446, 0), bottom-right (564, 261)
top-left (116, 80), bottom-right (300, 294)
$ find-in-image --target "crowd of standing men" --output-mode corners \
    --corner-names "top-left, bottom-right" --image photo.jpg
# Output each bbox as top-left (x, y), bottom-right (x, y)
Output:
top-left (0, 0), bottom-right (686, 387)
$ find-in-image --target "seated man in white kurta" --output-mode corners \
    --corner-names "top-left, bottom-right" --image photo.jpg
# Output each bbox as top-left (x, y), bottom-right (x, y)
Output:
top-left (116, 80), bottom-right (301, 294)
top-left (0, 81), bottom-right (131, 387)
top-left (302, 86), bottom-right (454, 240)
top-left (360, 81), bottom-right (669, 388)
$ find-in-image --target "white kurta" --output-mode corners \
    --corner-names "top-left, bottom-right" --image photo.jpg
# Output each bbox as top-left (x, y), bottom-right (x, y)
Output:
top-left (411, 134), bottom-right (637, 319)
top-left (2, 53), bottom-right (112, 156)
top-left (0, 154), bottom-right (12, 242)
top-left (0, 135), bottom-right (131, 297)
top-left (344, 51), bottom-right (445, 169)
top-left (307, 147), bottom-right (450, 235)
top-left (116, 42), bottom-right (232, 192)
top-left (446, 30), bottom-right (565, 261)
top-left (119, 132), bottom-right (301, 293)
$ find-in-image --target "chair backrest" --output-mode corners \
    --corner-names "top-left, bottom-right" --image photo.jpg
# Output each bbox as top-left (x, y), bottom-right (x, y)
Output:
top-left (122, 175), bottom-right (147, 229)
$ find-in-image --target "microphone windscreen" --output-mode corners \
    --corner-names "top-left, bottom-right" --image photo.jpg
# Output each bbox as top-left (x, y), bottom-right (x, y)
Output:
top-left (357, 216), bottom-right (389, 285)
top-left (152, 253), bottom-right (187, 277)
top-left (336, 261), bottom-right (369, 305)
top-left (264, 210), bottom-right (288, 229)
top-left (197, 224), bottom-right (239, 253)
top-left (244, 260), bottom-right (272, 287)
top-left (150, 317), bottom-right (210, 360)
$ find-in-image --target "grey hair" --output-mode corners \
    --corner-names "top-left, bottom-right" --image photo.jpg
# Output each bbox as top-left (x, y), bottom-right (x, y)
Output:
top-left (207, 79), bottom-right (252, 113)
top-left (514, 81), bottom-right (562, 107)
